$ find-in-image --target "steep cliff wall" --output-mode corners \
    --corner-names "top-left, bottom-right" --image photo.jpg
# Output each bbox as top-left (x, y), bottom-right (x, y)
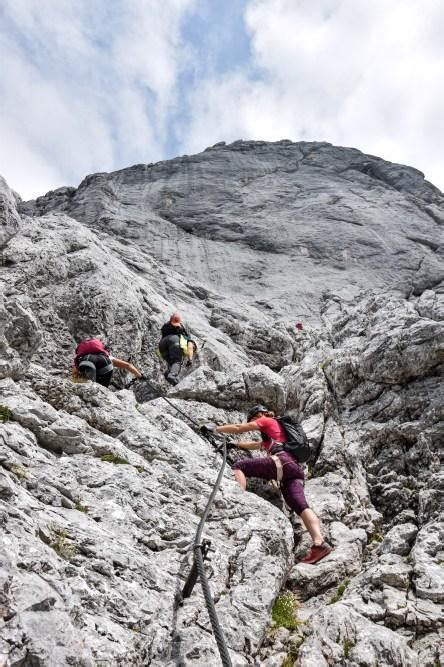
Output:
top-left (1, 142), bottom-right (443, 666)
top-left (19, 140), bottom-right (444, 321)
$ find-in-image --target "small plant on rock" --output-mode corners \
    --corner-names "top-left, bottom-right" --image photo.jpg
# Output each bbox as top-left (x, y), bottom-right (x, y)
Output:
top-left (101, 453), bottom-right (130, 465)
top-left (343, 637), bottom-right (355, 658)
top-left (282, 634), bottom-right (305, 665)
top-left (271, 592), bottom-right (300, 631)
top-left (328, 578), bottom-right (350, 604)
top-left (48, 526), bottom-right (77, 560)
top-left (74, 497), bottom-right (88, 513)
top-left (10, 464), bottom-right (27, 480)
top-left (0, 406), bottom-right (12, 423)
top-left (282, 653), bottom-right (298, 667)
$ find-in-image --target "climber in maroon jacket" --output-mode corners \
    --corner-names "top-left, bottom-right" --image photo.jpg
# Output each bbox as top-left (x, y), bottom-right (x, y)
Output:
top-left (72, 338), bottom-right (143, 387)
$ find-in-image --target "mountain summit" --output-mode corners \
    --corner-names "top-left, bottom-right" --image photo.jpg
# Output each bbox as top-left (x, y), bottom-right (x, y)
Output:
top-left (19, 140), bottom-right (444, 320)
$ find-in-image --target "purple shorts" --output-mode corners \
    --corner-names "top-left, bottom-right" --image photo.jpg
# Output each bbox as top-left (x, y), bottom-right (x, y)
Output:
top-left (232, 452), bottom-right (309, 515)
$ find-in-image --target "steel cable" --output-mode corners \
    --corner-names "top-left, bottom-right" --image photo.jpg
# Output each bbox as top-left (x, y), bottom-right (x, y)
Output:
top-left (129, 376), bottom-right (211, 432)
top-left (129, 376), bottom-right (233, 664)
top-left (193, 437), bottom-right (233, 667)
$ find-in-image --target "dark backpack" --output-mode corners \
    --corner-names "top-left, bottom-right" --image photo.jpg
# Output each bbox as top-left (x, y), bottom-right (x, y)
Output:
top-left (276, 415), bottom-right (313, 463)
top-left (74, 338), bottom-right (111, 372)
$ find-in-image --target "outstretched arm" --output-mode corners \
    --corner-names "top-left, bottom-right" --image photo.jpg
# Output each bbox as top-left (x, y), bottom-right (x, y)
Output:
top-left (112, 358), bottom-right (143, 378)
top-left (236, 440), bottom-right (263, 450)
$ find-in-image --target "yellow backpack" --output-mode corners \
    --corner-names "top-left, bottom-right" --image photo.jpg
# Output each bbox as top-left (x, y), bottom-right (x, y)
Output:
top-left (156, 335), bottom-right (190, 359)
top-left (179, 335), bottom-right (189, 356)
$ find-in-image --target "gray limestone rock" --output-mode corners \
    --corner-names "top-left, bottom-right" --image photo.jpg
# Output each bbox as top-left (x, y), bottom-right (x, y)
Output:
top-left (0, 176), bottom-right (21, 248)
top-left (381, 523), bottom-right (418, 556)
top-left (1, 141), bottom-right (443, 665)
top-left (412, 523), bottom-right (444, 603)
top-left (18, 140), bottom-right (444, 322)
top-left (0, 295), bottom-right (42, 379)
top-left (0, 376), bottom-right (293, 665)
top-left (297, 603), bottom-right (417, 666)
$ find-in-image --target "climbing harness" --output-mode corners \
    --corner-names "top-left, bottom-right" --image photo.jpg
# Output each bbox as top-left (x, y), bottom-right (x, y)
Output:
top-left (271, 454), bottom-right (283, 482)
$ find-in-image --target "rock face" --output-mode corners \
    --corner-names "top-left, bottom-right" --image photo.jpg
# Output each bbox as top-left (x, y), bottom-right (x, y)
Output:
top-left (1, 142), bottom-right (443, 666)
top-left (18, 140), bottom-right (444, 321)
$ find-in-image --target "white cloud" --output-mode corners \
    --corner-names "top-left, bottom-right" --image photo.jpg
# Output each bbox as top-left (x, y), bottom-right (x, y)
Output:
top-left (180, 0), bottom-right (444, 190)
top-left (0, 0), bottom-right (194, 198)
top-left (1, 0), bottom-right (443, 199)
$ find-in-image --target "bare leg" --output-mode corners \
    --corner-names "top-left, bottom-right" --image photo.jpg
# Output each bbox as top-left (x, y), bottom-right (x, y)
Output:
top-left (300, 508), bottom-right (324, 546)
top-left (233, 469), bottom-right (247, 491)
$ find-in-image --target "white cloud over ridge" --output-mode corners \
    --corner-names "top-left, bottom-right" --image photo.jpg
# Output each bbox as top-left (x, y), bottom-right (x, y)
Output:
top-left (0, 0), bottom-right (194, 198)
top-left (0, 0), bottom-right (443, 198)
top-left (180, 0), bottom-right (444, 191)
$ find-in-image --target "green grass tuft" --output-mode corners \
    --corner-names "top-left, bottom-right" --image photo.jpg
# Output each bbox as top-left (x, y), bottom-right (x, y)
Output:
top-left (49, 526), bottom-right (77, 560)
top-left (74, 498), bottom-right (88, 513)
top-left (271, 592), bottom-right (300, 631)
top-left (0, 406), bottom-right (13, 423)
top-left (369, 533), bottom-right (384, 543)
top-left (135, 466), bottom-right (146, 473)
top-left (328, 579), bottom-right (350, 605)
top-left (282, 653), bottom-right (298, 667)
top-left (101, 453), bottom-right (130, 465)
top-left (343, 638), bottom-right (355, 658)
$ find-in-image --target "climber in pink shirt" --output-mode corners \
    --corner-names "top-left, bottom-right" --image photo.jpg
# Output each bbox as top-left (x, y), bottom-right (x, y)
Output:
top-left (204, 405), bottom-right (332, 564)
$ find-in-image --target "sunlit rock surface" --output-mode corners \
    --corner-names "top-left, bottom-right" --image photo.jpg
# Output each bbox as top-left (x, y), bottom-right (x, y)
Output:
top-left (19, 140), bottom-right (444, 321)
top-left (1, 142), bottom-right (443, 665)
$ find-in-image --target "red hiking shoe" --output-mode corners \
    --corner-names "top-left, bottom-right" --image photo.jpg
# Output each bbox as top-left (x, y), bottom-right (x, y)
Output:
top-left (301, 542), bottom-right (332, 564)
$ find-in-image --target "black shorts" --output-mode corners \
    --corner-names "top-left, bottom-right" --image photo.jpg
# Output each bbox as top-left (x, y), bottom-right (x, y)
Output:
top-left (77, 354), bottom-right (113, 387)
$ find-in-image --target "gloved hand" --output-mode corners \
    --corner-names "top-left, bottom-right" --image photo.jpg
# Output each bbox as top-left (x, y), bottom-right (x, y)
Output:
top-left (185, 359), bottom-right (193, 368)
top-left (199, 422), bottom-right (217, 437)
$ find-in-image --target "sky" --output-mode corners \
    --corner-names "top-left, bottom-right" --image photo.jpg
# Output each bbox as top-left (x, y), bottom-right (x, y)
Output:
top-left (1, 0), bottom-right (443, 199)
